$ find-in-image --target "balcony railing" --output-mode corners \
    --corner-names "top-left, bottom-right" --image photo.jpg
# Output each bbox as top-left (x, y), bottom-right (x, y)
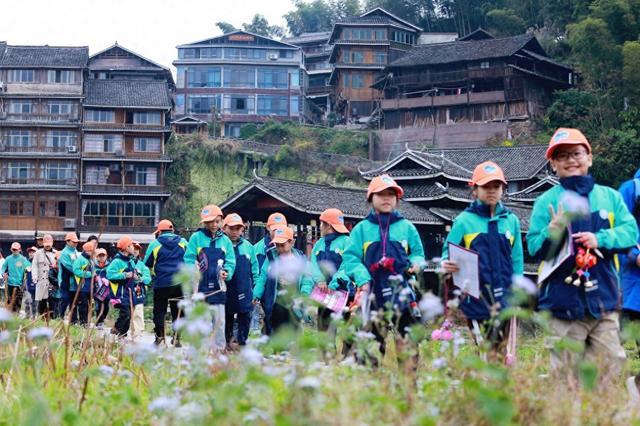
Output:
top-left (0, 177), bottom-right (78, 186)
top-left (82, 122), bottom-right (171, 132)
top-left (381, 90), bottom-right (509, 110)
top-left (0, 144), bottom-right (79, 154)
top-left (78, 224), bottom-right (156, 234)
top-left (81, 184), bottom-right (167, 194)
top-left (0, 113), bottom-right (80, 123)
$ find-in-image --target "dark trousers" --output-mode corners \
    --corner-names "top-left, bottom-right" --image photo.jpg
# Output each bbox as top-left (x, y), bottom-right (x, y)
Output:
top-left (264, 302), bottom-right (292, 336)
top-left (318, 307), bottom-right (333, 331)
top-left (225, 309), bottom-right (251, 345)
top-left (153, 285), bottom-right (184, 339)
top-left (59, 286), bottom-right (72, 319)
top-left (37, 299), bottom-right (51, 317)
top-left (49, 297), bottom-right (61, 319)
top-left (114, 302), bottom-right (131, 336)
top-left (6, 286), bottom-right (23, 313)
top-left (71, 292), bottom-right (90, 325)
top-left (95, 298), bottom-right (110, 325)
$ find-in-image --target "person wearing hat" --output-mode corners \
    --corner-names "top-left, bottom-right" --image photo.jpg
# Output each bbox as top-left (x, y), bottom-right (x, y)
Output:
top-left (35, 232), bottom-right (44, 250)
top-left (527, 128), bottom-right (638, 378)
top-left (32, 234), bottom-right (58, 319)
top-left (106, 236), bottom-right (138, 337)
top-left (341, 174), bottom-right (425, 340)
top-left (144, 219), bottom-right (188, 345)
top-left (130, 241), bottom-right (151, 339)
top-left (72, 241), bottom-right (97, 325)
top-left (441, 161), bottom-right (523, 351)
top-left (254, 212), bottom-right (288, 270)
top-left (309, 208), bottom-right (353, 330)
top-left (253, 226), bottom-right (314, 335)
top-left (1, 242), bottom-right (29, 313)
top-left (186, 205), bottom-right (236, 351)
top-left (93, 247), bottom-right (111, 328)
top-left (222, 213), bottom-right (259, 347)
top-left (58, 232), bottom-right (80, 319)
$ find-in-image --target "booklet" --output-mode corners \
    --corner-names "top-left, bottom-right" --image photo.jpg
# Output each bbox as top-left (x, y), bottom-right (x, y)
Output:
top-left (537, 230), bottom-right (574, 285)
top-left (310, 286), bottom-right (349, 313)
top-left (449, 243), bottom-right (481, 299)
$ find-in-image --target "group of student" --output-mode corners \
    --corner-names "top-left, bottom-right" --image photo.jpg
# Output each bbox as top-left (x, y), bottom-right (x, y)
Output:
top-left (1, 127), bottom-right (640, 376)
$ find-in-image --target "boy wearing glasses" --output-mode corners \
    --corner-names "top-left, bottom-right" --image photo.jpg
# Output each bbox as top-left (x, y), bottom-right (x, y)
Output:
top-left (527, 128), bottom-right (638, 378)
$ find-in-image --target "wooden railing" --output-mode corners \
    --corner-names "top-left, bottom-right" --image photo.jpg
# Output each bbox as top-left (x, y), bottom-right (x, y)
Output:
top-left (82, 184), bottom-right (167, 194)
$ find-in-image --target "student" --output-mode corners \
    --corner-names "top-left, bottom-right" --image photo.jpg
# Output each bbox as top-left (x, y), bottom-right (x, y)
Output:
top-left (310, 208), bottom-right (353, 330)
top-left (144, 220), bottom-right (188, 345)
top-left (72, 241), bottom-right (97, 325)
top-left (94, 248), bottom-right (111, 328)
top-left (1, 242), bottom-right (29, 313)
top-left (618, 168), bottom-right (640, 320)
top-left (441, 162), bottom-right (524, 349)
top-left (223, 213), bottom-right (259, 347)
top-left (31, 234), bottom-right (58, 319)
top-left (341, 174), bottom-right (426, 338)
top-left (106, 236), bottom-right (138, 338)
top-left (527, 128), bottom-right (638, 377)
top-left (185, 205), bottom-right (236, 351)
top-left (254, 212), bottom-right (287, 269)
top-left (131, 241), bottom-right (151, 339)
top-left (253, 226), bottom-right (314, 335)
top-left (58, 232), bottom-right (80, 319)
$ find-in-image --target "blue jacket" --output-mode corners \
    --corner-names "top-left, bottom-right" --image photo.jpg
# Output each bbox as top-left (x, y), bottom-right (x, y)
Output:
top-left (253, 234), bottom-right (277, 270)
top-left (311, 233), bottom-right (354, 296)
top-left (106, 253), bottom-right (137, 302)
top-left (619, 169), bottom-right (640, 312)
top-left (226, 238), bottom-right (259, 314)
top-left (144, 232), bottom-right (187, 288)
top-left (527, 175), bottom-right (638, 320)
top-left (194, 229), bottom-right (236, 305)
top-left (73, 253), bottom-right (93, 293)
top-left (442, 201), bottom-right (524, 320)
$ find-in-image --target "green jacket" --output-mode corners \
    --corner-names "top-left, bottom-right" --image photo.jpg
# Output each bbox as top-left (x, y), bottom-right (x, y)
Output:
top-left (134, 259), bottom-right (152, 286)
top-left (253, 250), bottom-right (314, 302)
top-left (184, 228), bottom-right (236, 278)
top-left (58, 245), bottom-right (80, 290)
top-left (309, 234), bottom-right (351, 289)
top-left (1, 254), bottom-right (29, 287)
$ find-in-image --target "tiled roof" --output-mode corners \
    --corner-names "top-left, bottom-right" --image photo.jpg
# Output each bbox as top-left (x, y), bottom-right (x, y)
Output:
top-left (283, 32), bottom-right (331, 45)
top-left (222, 176), bottom-right (443, 225)
top-left (335, 16), bottom-right (417, 32)
top-left (84, 80), bottom-right (172, 108)
top-left (388, 34), bottom-right (543, 67)
top-left (403, 183), bottom-right (472, 200)
top-left (0, 45), bottom-right (88, 68)
top-left (430, 204), bottom-right (532, 231)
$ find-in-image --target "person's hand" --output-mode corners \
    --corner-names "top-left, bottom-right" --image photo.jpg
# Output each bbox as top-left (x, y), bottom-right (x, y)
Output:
top-left (125, 272), bottom-right (133, 279)
top-left (360, 283), bottom-right (370, 293)
top-left (252, 298), bottom-right (260, 305)
top-left (573, 232), bottom-right (598, 249)
top-left (635, 253), bottom-right (640, 268)
top-left (442, 260), bottom-right (460, 274)
top-left (219, 270), bottom-right (228, 281)
top-left (317, 282), bottom-right (328, 292)
top-left (548, 203), bottom-right (566, 233)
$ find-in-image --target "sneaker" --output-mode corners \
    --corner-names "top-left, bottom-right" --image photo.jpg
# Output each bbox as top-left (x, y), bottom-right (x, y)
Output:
top-left (154, 337), bottom-right (165, 346)
top-left (172, 336), bottom-right (182, 348)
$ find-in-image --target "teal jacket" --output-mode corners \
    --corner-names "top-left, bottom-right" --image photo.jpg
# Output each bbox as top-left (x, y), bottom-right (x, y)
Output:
top-left (309, 234), bottom-right (351, 290)
top-left (184, 228), bottom-right (236, 278)
top-left (134, 259), bottom-right (152, 286)
top-left (106, 253), bottom-right (138, 300)
top-left (73, 253), bottom-right (93, 292)
top-left (442, 201), bottom-right (523, 320)
top-left (253, 250), bottom-right (314, 306)
top-left (1, 254), bottom-right (29, 287)
top-left (58, 245), bottom-right (80, 290)
top-left (527, 175), bottom-right (638, 320)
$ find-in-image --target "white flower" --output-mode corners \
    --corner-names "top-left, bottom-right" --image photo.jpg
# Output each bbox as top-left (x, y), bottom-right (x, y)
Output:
top-left (297, 376), bottom-right (321, 389)
top-left (119, 369), bottom-right (134, 380)
top-left (98, 365), bottom-right (114, 376)
top-left (418, 293), bottom-right (444, 320)
top-left (192, 292), bottom-right (205, 302)
top-left (431, 357), bottom-right (447, 369)
top-left (185, 318), bottom-right (213, 337)
top-left (560, 190), bottom-right (590, 217)
top-left (175, 401), bottom-right (207, 421)
top-left (71, 360), bottom-right (81, 368)
top-left (0, 330), bottom-right (10, 343)
top-left (355, 331), bottom-right (376, 340)
top-left (248, 335), bottom-right (269, 346)
top-left (148, 396), bottom-right (180, 413)
top-left (124, 342), bottom-right (157, 364)
top-left (244, 408), bottom-right (270, 422)
top-left (318, 260), bottom-right (337, 277)
top-left (240, 347), bottom-right (263, 365)
top-left (0, 308), bottom-right (13, 322)
top-left (512, 275), bottom-right (538, 296)
top-left (27, 326), bottom-right (53, 341)
top-left (269, 255), bottom-right (308, 284)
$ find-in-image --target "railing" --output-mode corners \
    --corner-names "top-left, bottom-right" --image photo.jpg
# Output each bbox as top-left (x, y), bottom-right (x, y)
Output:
top-left (78, 224), bottom-right (156, 234)
top-left (306, 86), bottom-right (332, 95)
top-left (381, 90), bottom-right (507, 109)
top-left (81, 151), bottom-right (171, 161)
top-left (0, 177), bottom-right (77, 186)
top-left (0, 145), bottom-right (78, 154)
top-left (82, 184), bottom-right (167, 194)
top-left (82, 122), bottom-right (171, 132)
top-left (0, 113), bottom-right (80, 122)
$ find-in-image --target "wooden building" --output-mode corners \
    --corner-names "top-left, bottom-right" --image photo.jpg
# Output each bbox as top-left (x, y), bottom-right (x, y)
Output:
top-left (0, 44), bottom-right (88, 244)
top-left (173, 30), bottom-right (304, 137)
top-left (375, 30), bottom-right (574, 131)
top-left (328, 8), bottom-right (421, 121)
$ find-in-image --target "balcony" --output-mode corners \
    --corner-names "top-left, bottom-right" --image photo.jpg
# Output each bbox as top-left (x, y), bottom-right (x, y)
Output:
top-left (81, 152), bottom-right (172, 162)
top-left (0, 113), bottom-right (81, 125)
top-left (381, 90), bottom-right (509, 110)
top-left (306, 86), bottom-right (332, 96)
top-left (3, 82), bottom-right (83, 96)
top-left (0, 144), bottom-right (80, 157)
top-left (81, 184), bottom-right (170, 196)
top-left (0, 177), bottom-right (78, 190)
top-left (78, 224), bottom-right (156, 234)
top-left (82, 122), bottom-right (171, 133)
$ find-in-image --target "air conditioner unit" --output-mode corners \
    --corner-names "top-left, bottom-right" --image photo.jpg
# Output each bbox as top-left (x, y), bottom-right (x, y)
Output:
top-left (125, 164), bottom-right (135, 172)
top-left (109, 164), bottom-right (120, 171)
top-left (0, 81), bottom-right (4, 92)
top-left (115, 149), bottom-right (124, 157)
top-left (67, 145), bottom-right (77, 153)
top-left (63, 218), bottom-right (76, 229)
top-left (268, 53), bottom-right (279, 60)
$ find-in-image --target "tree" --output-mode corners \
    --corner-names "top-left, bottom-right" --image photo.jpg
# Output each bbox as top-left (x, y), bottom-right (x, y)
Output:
top-left (284, 0), bottom-right (336, 35)
top-left (242, 14), bottom-right (286, 38)
top-left (623, 41), bottom-right (640, 106)
top-left (216, 21), bottom-right (237, 34)
top-left (591, 0), bottom-right (639, 44)
top-left (485, 8), bottom-right (527, 36)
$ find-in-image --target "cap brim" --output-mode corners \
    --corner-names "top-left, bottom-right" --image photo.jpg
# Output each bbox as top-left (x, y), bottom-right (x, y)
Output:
top-left (331, 223), bottom-right (349, 234)
top-left (271, 237), bottom-right (290, 245)
top-left (370, 184), bottom-right (404, 199)
top-left (475, 176), bottom-right (507, 187)
top-left (200, 216), bottom-right (217, 223)
top-left (225, 222), bottom-right (244, 228)
top-left (545, 141), bottom-right (591, 159)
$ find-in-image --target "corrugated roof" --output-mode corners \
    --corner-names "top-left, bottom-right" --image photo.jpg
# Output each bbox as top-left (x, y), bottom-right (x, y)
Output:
top-left (84, 79), bottom-right (172, 108)
top-left (0, 45), bottom-right (88, 68)
top-left (283, 32), bottom-right (332, 45)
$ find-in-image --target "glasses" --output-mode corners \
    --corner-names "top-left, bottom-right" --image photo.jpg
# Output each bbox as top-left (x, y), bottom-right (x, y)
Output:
top-left (553, 150), bottom-right (588, 162)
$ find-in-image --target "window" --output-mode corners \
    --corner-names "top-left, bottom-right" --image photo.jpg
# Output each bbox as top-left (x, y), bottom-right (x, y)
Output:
top-left (351, 29), bottom-right (372, 40)
top-left (42, 162), bottom-right (76, 185)
top-left (257, 95), bottom-right (288, 116)
top-left (290, 96), bottom-right (300, 116)
top-left (46, 130), bottom-right (78, 149)
top-left (225, 48), bottom-right (266, 60)
top-left (199, 47), bottom-right (222, 58)
top-left (8, 101), bottom-right (32, 116)
top-left (176, 66), bottom-right (186, 89)
top-left (375, 29), bottom-right (386, 40)
top-left (133, 112), bottom-right (161, 125)
top-left (175, 94), bottom-right (185, 114)
top-left (279, 50), bottom-right (293, 59)
top-left (5, 130), bottom-right (33, 148)
top-left (480, 61), bottom-right (490, 69)
top-left (39, 200), bottom-right (66, 217)
top-left (3, 162), bottom-right (34, 183)
top-left (351, 51), bottom-right (364, 64)
top-left (187, 95), bottom-right (221, 114)
top-left (83, 134), bottom-right (123, 153)
top-left (225, 124), bottom-right (242, 138)
top-left (308, 75), bottom-right (328, 87)
top-left (85, 110), bottom-right (115, 122)
top-left (178, 48), bottom-right (197, 59)
top-left (8, 200), bottom-right (34, 216)
top-left (82, 201), bottom-right (158, 227)
top-left (47, 70), bottom-right (75, 84)
top-left (392, 31), bottom-right (414, 44)
top-left (222, 95), bottom-right (255, 114)
top-left (134, 137), bottom-right (161, 152)
top-left (8, 69), bottom-right (35, 83)
top-left (257, 68), bottom-right (288, 89)
top-left (374, 52), bottom-right (387, 64)
top-left (84, 165), bottom-right (110, 185)
top-left (135, 166), bottom-right (147, 185)
top-left (48, 102), bottom-right (73, 116)
top-left (223, 66), bottom-right (256, 88)
top-left (351, 74), bottom-right (364, 88)
top-left (186, 67), bottom-right (221, 88)
top-left (342, 73), bottom-right (350, 88)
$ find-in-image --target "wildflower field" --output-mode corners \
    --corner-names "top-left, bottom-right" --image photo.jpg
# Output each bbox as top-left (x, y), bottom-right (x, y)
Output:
top-left (1, 270), bottom-right (639, 426)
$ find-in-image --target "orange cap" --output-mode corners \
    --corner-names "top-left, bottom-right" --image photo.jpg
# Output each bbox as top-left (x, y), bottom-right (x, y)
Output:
top-left (96, 248), bottom-right (107, 256)
top-left (27, 246), bottom-right (37, 253)
top-left (267, 212), bottom-right (287, 228)
top-left (65, 232), bottom-right (80, 243)
top-left (199, 204), bottom-right (223, 223)
top-left (319, 208), bottom-right (349, 234)
top-left (546, 128), bottom-right (592, 159)
top-left (367, 174), bottom-right (404, 200)
top-left (223, 213), bottom-right (244, 228)
top-left (271, 226), bottom-right (294, 244)
top-left (469, 161), bottom-right (507, 187)
top-left (132, 241), bottom-right (142, 250)
top-left (10, 242), bottom-right (21, 251)
top-left (116, 236), bottom-right (133, 251)
top-left (156, 219), bottom-right (174, 233)
top-left (43, 234), bottom-right (53, 245)
top-left (82, 241), bottom-right (96, 253)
